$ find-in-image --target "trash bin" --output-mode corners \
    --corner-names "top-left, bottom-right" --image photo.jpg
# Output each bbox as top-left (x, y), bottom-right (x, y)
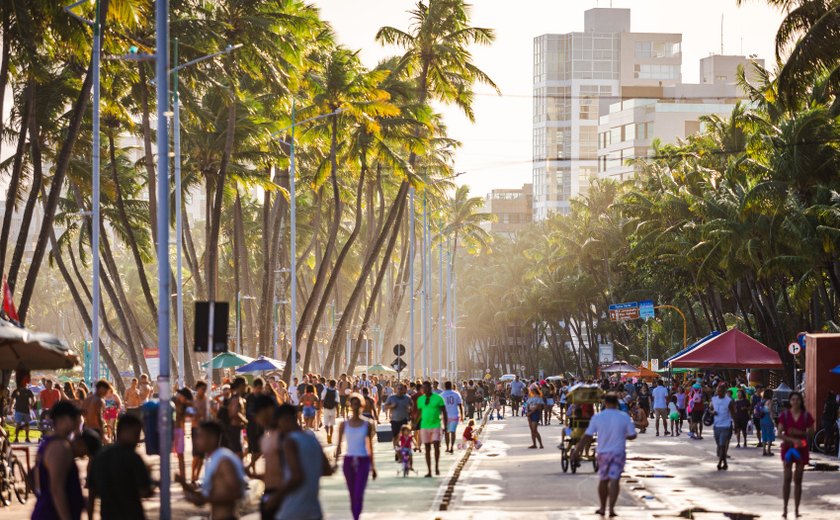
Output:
top-left (375, 423), bottom-right (393, 443)
top-left (141, 400), bottom-right (160, 455)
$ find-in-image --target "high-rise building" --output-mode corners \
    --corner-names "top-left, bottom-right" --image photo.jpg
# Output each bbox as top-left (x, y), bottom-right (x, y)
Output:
top-left (532, 8), bottom-right (682, 220)
top-left (481, 183), bottom-right (533, 237)
top-left (597, 55), bottom-right (763, 181)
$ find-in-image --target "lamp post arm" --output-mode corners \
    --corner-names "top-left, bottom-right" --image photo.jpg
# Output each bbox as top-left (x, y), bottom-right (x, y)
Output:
top-left (655, 305), bottom-right (687, 350)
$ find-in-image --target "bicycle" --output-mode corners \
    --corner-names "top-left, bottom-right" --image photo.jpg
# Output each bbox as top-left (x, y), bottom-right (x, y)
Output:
top-left (396, 446), bottom-right (415, 478)
top-left (0, 438), bottom-right (28, 505)
top-left (812, 423), bottom-right (838, 455)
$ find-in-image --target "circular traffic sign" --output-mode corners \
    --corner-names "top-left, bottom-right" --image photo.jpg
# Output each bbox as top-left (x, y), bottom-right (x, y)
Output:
top-left (393, 343), bottom-right (406, 357)
top-left (788, 342), bottom-right (801, 355)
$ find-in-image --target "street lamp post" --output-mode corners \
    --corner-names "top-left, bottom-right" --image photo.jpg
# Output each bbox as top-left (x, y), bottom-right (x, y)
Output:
top-left (269, 104), bottom-right (343, 386)
top-left (273, 268), bottom-right (290, 361)
top-left (171, 41), bottom-right (241, 386)
top-left (64, 0), bottom-right (102, 382)
top-left (438, 226), bottom-right (444, 380)
top-left (154, 0), bottom-right (171, 517)
top-left (409, 188), bottom-right (416, 379)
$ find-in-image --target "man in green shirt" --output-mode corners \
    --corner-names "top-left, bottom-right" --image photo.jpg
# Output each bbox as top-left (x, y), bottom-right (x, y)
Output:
top-left (416, 381), bottom-right (448, 478)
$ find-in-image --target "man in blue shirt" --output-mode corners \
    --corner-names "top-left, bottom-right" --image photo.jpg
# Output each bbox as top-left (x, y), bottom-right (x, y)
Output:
top-left (509, 376), bottom-right (526, 417)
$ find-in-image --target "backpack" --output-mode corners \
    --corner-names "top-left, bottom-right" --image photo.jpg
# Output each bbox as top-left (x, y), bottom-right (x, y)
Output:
top-left (753, 403), bottom-right (765, 420)
top-left (323, 388), bottom-right (337, 410)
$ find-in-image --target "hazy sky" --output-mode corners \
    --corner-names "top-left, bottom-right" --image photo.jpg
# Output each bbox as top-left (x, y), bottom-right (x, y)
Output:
top-left (313, 0), bottom-right (786, 198)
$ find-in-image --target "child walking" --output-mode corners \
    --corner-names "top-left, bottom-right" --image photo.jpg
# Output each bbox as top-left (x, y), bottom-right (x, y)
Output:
top-left (668, 395), bottom-right (681, 436)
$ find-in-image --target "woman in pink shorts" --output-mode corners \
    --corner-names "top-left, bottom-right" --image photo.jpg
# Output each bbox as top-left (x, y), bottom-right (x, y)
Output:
top-left (102, 389), bottom-right (122, 443)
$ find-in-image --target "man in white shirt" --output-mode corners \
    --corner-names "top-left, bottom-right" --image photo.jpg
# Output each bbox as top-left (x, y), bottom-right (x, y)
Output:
top-left (709, 383), bottom-right (735, 470)
top-left (440, 381), bottom-right (464, 453)
top-left (651, 380), bottom-right (671, 436)
top-left (572, 393), bottom-right (636, 518)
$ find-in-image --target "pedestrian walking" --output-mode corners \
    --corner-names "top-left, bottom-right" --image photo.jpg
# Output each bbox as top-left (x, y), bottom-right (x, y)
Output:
top-left (734, 389), bottom-right (750, 448)
top-left (32, 401), bottom-right (85, 520)
top-left (572, 393), bottom-right (637, 518)
top-left (760, 389), bottom-right (777, 456)
top-left (751, 384), bottom-right (765, 447)
top-left (336, 393), bottom-right (377, 520)
top-left (651, 380), bottom-right (670, 436)
top-left (385, 383), bottom-right (413, 451)
top-left (89, 414), bottom-right (153, 520)
top-left (710, 384), bottom-right (735, 470)
top-left (525, 386), bottom-right (545, 449)
top-left (777, 391), bottom-right (814, 518)
top-left (81, 380), bottom-right (110, 437)
top-left (321, 379), bottom-right (339, 444)
top-left (177, 421), bottom-right (247, 520)
top-left (191, 381), bottom-right (210, 483)
top-left (509, 376), bottom-right (525, 417)
top-left (11, 380), bottom-right (34, 443)
top-left (440, 381), bottom-right (464, 453)
top-left (416, 381), bottom-right (447, 477)
top-left (687, 383), bottom-right (705, 439)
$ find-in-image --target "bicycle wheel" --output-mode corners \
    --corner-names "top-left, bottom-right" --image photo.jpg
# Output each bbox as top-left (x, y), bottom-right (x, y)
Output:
top-left (10, 458), bottom-right (28, 504)
top-left (560, 448), bottom-right (569, 473)
top-left (813, 429), bottom-right (826, 453)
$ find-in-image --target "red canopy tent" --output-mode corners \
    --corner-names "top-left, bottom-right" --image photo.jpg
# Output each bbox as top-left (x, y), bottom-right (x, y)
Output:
top-left (669, 328), bottom-right (783, 369)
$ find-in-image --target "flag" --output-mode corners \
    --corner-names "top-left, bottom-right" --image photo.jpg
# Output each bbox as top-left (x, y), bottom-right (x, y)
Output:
top-left (3, 276), bottom-right (20, 323)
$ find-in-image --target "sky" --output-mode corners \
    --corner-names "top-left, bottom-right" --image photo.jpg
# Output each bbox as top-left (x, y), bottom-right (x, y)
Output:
top-left (313, 0), bottom-right (786, 198)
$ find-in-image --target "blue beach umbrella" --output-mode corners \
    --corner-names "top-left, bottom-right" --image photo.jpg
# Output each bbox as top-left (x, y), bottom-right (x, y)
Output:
top-left (236, 355), bottom-right (285, 373)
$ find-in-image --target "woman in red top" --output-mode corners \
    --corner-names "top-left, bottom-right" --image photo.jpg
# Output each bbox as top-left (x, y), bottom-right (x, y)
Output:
top-left (776, 391), bottom-right (814, 519)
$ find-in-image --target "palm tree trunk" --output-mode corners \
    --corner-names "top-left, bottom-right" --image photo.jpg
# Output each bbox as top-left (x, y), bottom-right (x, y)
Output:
top-left (322, 181), bottom-right (409, 374)
top-left (0, 9), bottom-right (10, 161)
top-left (346, 183), bottom-right (404, 374)
top-left (106, 131), bottom-right (158, 318)
top-left (138, 64), bottom-right (157, 244)
top-left (302, 156), bottom-right (367, 373)
top-left (17, 0), bottom-right (108, 321)
top-left (182, 197), bottom-right (204, 296)
top-left (0, 83), bottom-right (28, 281)
top-left (295, 119), bottom-right (343, 372)
top-left (206, 98), bottom-right (236, 301)
top-left (7, 84), bottom-right (41, 292)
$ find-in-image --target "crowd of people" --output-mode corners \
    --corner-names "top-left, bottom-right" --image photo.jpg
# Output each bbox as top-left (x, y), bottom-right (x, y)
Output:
top-left (8, 369), bottom-right (838, 519)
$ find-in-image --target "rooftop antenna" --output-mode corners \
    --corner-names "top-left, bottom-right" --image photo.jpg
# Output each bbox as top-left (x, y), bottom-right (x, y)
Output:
top-left (720, 14), bottom-right (724, 55)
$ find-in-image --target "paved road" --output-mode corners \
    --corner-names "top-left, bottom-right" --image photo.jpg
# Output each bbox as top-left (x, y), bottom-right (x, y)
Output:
top-left (1, 414), bottom-right (838, 519)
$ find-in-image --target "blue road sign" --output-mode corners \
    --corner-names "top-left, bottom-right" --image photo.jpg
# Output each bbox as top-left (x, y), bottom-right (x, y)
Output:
top-left (640, 300), bottom-right (655, 320)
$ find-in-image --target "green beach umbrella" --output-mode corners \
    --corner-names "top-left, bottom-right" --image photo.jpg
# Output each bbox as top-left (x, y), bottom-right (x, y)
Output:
top-left (201, 352), bottom-right (255, 370)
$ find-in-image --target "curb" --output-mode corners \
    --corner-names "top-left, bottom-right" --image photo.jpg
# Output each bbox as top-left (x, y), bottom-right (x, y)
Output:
top-left (436, 412), bottom-right (490, 511)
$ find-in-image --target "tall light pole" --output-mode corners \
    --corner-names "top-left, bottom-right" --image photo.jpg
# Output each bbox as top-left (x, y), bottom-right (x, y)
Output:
top-left (409, 187), bottom-right (416, 378)
top-left (446, 247), bottom-right (453, 377)
top-left (154, 0), bottom-right (172, 516)
top-left (421, 192), bottom-right (428, 378)
top-left (64, 0), bottom-right (101, 382)
top-left (437, 224), bottom-right (444, 380)
top-left (269, 105), bottom-right (343, 385)
top-left (171, 41), bottom-right (241, 386)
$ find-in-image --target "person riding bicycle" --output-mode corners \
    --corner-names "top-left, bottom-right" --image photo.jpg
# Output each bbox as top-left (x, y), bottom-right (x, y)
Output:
top-left (397, 424), bottom-right (415, 471)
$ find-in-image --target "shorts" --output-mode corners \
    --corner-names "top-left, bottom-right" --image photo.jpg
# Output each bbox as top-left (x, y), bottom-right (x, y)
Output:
top-left (596, 452), bottom-right (626, 481)
top-left (713, 426), bottom-right (732, 448)
top-left (323, 408), bottom-right (337, 427)
top-left (191, 427), bottom-right (204, 458)
top-left (691, 409), bottom-right (704, 423)
top-left (126, 407), bottom-right (142, 420)
top-left (302, 406), bottom-right (316, 419)
top-left (390, 419), bottom-right (407, 439)
top-left (679, 408), bottom-right (687, 420)
top-left (446, 418), bottom-right (459, 433)
top-left (13, 412), bottom-right (28, 425)
top-left (654, 408), bottom-right (668, 421)
top-left (339, 395), bottom-right (348, 408)
top-left (247, 423), bottom-right (263, 455)
top-left (419, 428), bottom-right (441, 444)
top-left (669, 411), bottom-right (680, 421)
top-left (226, 425), bottom-right (243, 453)
top-left (173, 427), bottom-right (185, 455)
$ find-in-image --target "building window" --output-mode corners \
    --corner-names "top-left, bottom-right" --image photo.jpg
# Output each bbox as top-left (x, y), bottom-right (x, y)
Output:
top-left (624, 123), bottom-right (636, 141)
top-left (635, 41), bottom-right (651, 58)
top-left (609, 127), bottom-right (622, 145)
top-left (633, 64), bottom-right (680, 80)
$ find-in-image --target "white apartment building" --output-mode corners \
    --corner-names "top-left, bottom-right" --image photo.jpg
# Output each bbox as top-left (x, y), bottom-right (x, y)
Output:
top-left (597, 55), bottom-right (764, 181)
top-left (532, 8), bottom-right (682, 220)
